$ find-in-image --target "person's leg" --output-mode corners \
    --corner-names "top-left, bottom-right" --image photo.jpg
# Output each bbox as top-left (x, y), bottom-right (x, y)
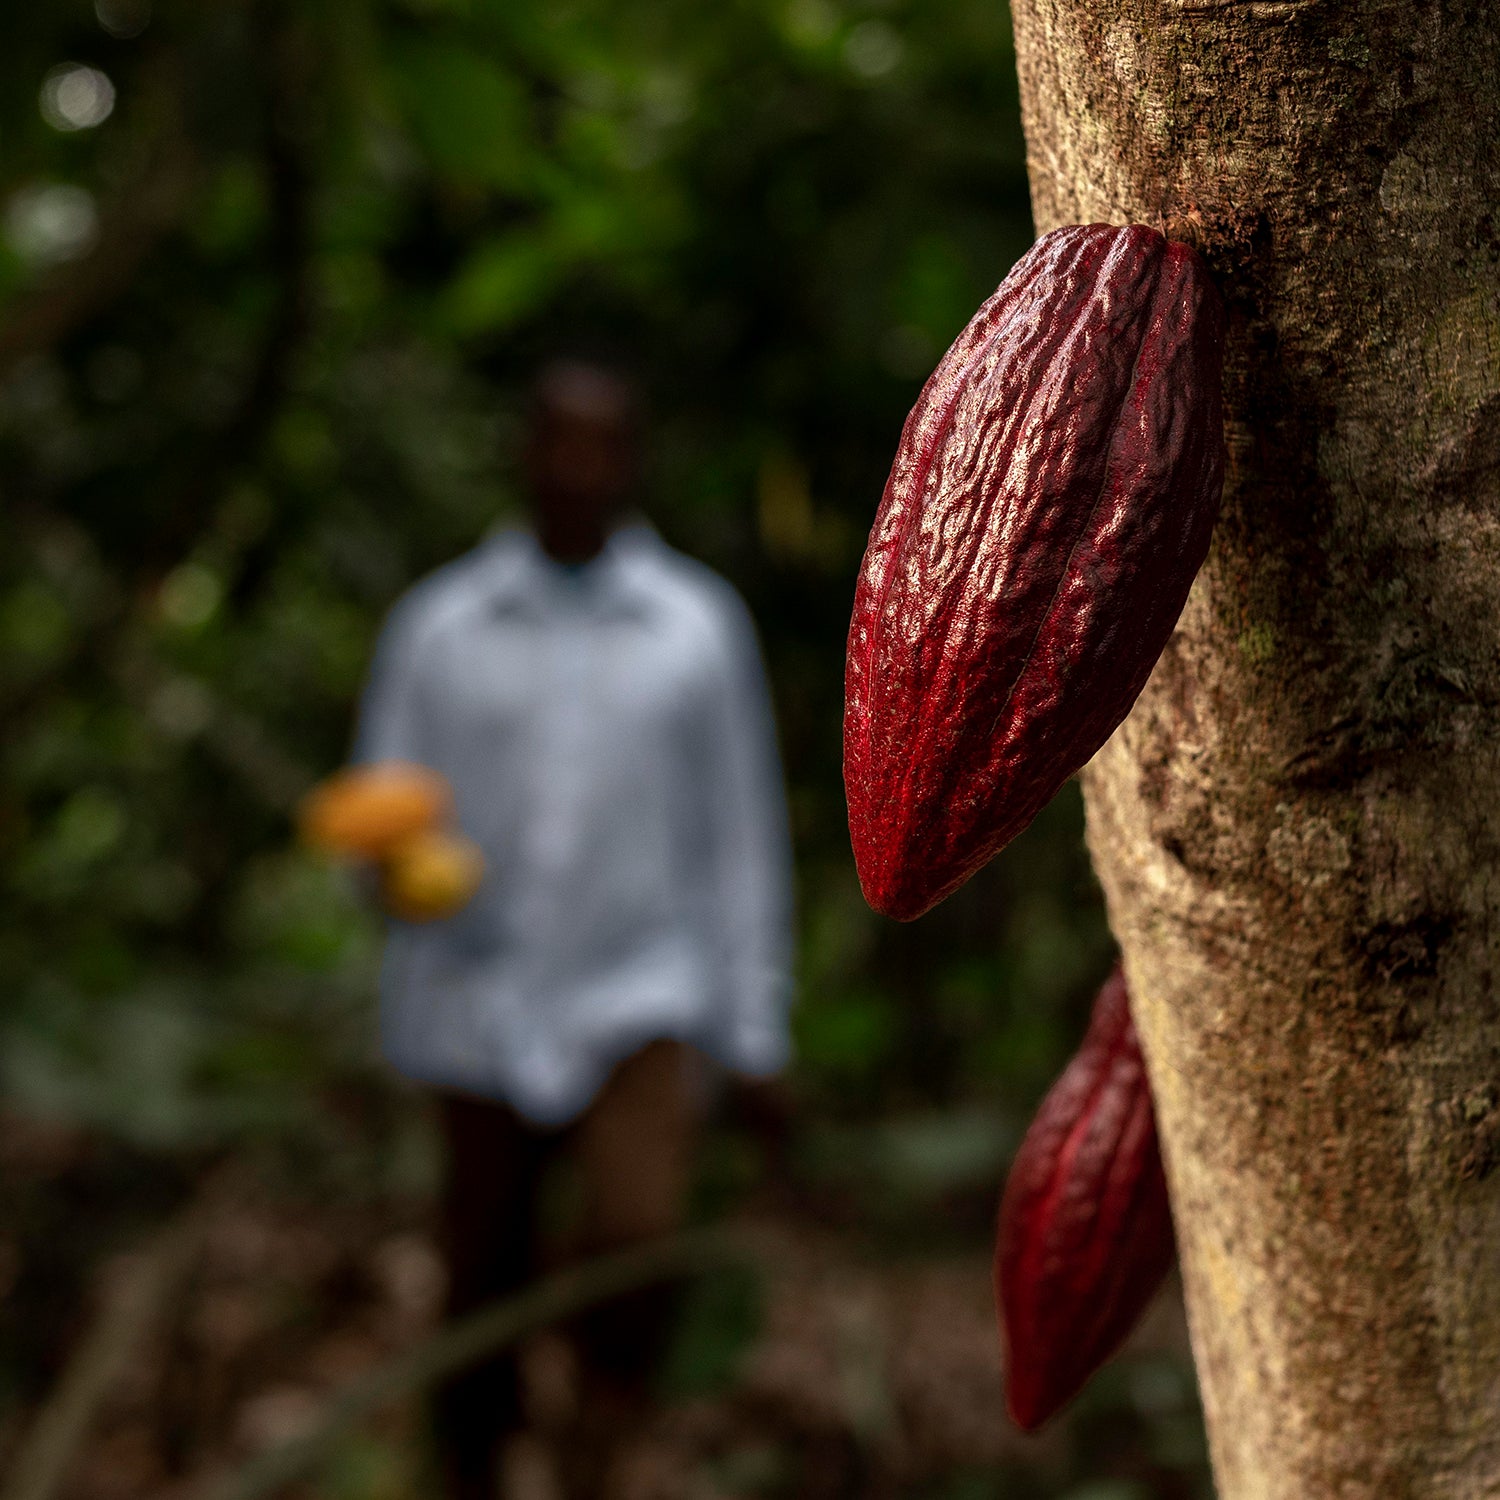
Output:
top-left (577, 1039), bottom-right (697, 1247)
top-left (564, 1040), bottom-right (699, 1493)
top-left (431, 1089), bottom-right (549, 1500)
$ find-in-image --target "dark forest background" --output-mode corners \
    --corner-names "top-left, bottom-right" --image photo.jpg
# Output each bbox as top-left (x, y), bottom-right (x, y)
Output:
top-left (0, 3), bottom-right (1209, 1497)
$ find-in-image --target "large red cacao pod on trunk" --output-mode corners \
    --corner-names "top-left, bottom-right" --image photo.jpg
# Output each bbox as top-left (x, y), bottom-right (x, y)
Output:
top-left (995, 964), bottom-right (1175, 1431)
top-left (845, 224), bottom-right (1225, 920)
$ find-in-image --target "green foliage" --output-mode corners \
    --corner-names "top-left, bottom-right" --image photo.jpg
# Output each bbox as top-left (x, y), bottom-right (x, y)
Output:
top-left (658, 1265), bottom-right (764, 1400)
top-left (0, 10), bottom-right (1218, 1496)
top-left (0, 0), bottom-right (1096, 1153)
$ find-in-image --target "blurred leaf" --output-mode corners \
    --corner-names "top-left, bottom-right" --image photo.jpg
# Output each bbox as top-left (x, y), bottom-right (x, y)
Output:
top-left (798, 1108), bottom-right (1015, 1200)
top-left (792, 986), bottom-right (896, 1083)
top-left (385, 36), bottom-right (532, 191)
top-left (0, 578), bottom-right (72, 677)
top-left (658, 1265), bottom-right (762, 1399)
top-left (441, 228), bottom-right (560, 333)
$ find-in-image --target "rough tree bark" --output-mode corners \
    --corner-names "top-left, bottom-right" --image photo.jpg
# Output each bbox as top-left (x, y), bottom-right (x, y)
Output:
top-left (1006, 2), bottom-right (1500, 1495)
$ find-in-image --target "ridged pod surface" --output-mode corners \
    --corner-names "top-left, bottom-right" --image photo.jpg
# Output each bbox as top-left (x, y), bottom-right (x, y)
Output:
top-left (994, 965), bottom-right (1175, 1431)
top-left (844, 224), bottom-right (1224, 920)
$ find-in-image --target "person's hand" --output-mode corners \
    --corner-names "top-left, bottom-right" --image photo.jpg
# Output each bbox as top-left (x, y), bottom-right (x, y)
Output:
top-left (296, 761), bottom-right (483, 922)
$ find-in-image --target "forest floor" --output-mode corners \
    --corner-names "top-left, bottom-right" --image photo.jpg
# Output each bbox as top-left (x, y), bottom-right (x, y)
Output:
top-left (0, 1099), bottom-right (1207, 1500)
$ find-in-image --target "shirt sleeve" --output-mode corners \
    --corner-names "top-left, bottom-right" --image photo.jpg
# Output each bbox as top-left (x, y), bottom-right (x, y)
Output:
top-left (351, 593), bottom-right (432, 767)
top-left (701, 590), bottom-right (796, 1076)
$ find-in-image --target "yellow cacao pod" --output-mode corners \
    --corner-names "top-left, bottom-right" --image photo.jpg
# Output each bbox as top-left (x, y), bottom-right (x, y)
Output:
top-left (297, 761), bottom-right (452, 860)
top-left (380, 829), bottom-right (485, 922)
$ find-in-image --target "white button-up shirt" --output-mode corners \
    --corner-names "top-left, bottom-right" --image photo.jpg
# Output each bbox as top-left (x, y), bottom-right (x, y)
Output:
top-left (354, 522), bottom-right (794, 1125)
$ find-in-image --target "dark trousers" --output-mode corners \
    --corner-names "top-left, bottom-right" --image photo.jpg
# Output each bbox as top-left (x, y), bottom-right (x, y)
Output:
top-left (431, 1039), bottom-right (697, 1500)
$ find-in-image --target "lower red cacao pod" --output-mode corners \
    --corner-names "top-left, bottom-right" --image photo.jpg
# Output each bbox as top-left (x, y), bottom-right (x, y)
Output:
top-left (995, 964), bottom-right (1175, 1431)
top-left (845, 224), bottom-right (1225, 921)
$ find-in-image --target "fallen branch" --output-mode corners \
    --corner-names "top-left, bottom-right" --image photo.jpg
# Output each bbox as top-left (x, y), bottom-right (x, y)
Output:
top-left (0, 1208), bottom-right (203, 1500)
top-left (186, 1225), bottom-right (756, 1500)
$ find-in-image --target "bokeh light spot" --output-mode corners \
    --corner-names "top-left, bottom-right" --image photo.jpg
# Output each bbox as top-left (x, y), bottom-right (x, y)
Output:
top-left (40, 64), bottom-right (116, 131)
top-left (95, 0), bottom-right (152, 39)
top-left (844, 21), bottom-right (904, 79)
top-left (4, 183), bottom-right (99, 264)
top-left (159, 563), bottom-right (224, 631)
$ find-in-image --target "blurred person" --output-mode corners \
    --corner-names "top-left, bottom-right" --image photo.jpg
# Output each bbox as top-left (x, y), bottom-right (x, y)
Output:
top-left (350, 360), bottom-right (794, 1499)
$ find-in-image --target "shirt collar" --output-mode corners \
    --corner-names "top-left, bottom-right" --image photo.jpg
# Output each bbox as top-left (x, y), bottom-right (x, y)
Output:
top-left (478, 520), bottom-right (659, 619)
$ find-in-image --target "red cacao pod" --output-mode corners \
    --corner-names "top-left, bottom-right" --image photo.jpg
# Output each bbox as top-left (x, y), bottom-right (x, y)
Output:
top-left (995, 964), bottom-right (1174, 1431)
top-left (845, 224), bottom-right (1225, 920)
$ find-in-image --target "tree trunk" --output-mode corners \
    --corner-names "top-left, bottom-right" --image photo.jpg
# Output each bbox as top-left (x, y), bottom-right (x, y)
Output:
top-left (1006, 2), bottom-right (1500, 1494)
